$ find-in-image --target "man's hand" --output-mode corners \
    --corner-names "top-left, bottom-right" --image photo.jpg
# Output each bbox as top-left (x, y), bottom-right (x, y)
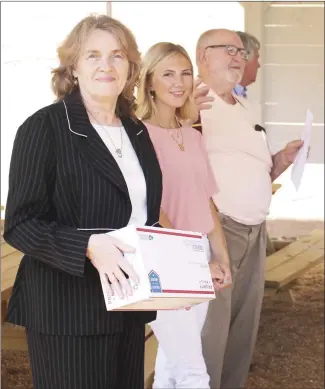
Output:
top-left (281, 139), bottom-right (304, 165)
top-left (193, 77), bottom-right (215, 111)
top-left (271, 139), bottom-right (304, 181)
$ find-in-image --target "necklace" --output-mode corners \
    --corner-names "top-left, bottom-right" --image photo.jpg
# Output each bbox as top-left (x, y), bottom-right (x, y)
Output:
top-left (87, 110), bottom-right (124, 158)
top-left (156, 116), bottom-right (185, 151)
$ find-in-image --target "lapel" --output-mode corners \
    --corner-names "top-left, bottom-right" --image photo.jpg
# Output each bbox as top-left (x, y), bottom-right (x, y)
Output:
top-left (62, 91), bottom-right (148, 198)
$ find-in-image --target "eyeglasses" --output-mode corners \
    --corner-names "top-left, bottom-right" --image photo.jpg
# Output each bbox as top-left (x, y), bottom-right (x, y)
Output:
top-left (205, 44), bottom-right (249, 60)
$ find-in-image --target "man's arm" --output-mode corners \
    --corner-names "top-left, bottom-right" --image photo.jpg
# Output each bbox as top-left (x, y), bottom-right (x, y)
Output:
top-left (270, 150), bottom-right (289, 182)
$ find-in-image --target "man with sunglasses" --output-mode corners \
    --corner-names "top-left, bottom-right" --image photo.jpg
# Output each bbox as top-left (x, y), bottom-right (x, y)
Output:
top-left (194, 29), bottom-right (303, 389)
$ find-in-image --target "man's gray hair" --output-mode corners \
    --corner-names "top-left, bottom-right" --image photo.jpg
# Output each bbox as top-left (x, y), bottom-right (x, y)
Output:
top-left (235, 31), bottom-right (260, 60)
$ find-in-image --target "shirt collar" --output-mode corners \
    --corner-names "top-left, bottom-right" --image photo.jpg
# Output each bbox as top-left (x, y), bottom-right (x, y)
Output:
top-left (233, 84), bottom-right (247, 98)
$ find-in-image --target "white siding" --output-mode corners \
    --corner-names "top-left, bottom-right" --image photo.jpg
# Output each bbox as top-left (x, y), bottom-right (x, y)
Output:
top-left (1, 2), bottom-right (109, 207)
top-left (263, 2), bottom-right (324, 162)
top-left (243, 2), bottom-right (324, 229)
top-left (111, 2), bottom-right (245, 74)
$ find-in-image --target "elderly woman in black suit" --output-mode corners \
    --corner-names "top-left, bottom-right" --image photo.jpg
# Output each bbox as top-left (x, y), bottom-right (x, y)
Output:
top-left (4, 15), bottom-right (162, 389)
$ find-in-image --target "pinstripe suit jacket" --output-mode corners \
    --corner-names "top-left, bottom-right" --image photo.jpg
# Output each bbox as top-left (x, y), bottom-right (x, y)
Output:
top-left (4, 91), bottom-right (162, 335)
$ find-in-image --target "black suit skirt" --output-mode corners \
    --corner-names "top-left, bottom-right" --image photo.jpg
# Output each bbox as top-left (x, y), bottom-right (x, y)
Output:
top-left (26, 324), bottom-right (145, 389)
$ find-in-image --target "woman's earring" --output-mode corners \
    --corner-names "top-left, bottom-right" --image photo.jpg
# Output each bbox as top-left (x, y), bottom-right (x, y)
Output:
top-left (150, 90), bottom-right (155, 99)
top-left (73, 77), bottom-right (78, 85)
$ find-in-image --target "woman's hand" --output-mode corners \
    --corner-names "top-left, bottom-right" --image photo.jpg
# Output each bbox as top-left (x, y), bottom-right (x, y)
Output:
top-left (209, 260), bottom-right (232, 291)
top-left (185, 261), bottom-right (232, 311)
top-left (87, 234), bottom-right (139, 299)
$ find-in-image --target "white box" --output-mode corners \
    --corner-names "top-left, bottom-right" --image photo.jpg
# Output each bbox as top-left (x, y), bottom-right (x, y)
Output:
top-left (102, 225), bottom-right (215, 311)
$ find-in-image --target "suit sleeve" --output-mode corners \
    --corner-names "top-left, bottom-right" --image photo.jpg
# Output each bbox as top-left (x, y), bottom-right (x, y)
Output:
top-left (3, 111), bottom-right (92, 277)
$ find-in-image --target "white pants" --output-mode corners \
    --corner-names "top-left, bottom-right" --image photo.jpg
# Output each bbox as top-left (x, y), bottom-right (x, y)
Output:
top-left (150, 302), bottom-right (210, 388)
top-left (150, 237), bottom-right (211, 388)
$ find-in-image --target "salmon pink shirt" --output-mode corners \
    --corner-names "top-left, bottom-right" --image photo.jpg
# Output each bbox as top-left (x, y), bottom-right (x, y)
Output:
top-left (145, 123), bottom-right (219, 234)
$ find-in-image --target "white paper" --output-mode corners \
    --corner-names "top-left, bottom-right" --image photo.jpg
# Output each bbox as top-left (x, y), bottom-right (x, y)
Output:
top-left (291, 110), bottom-right (313, 191)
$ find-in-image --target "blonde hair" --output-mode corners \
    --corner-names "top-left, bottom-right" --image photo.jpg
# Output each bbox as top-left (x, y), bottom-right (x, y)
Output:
top-left (51, 14), bottom-right (141, 118)
top-left (136, 42), bottom-right (197, 122)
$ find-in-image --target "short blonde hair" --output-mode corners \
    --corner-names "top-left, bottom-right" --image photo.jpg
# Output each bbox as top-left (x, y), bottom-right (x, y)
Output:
top-left (51, 14), bottom-right (141, 118)
top-left (136, 42), bottom-right (197, 122)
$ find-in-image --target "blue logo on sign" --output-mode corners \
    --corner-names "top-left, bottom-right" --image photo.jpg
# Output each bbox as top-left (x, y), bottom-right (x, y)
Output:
top-left (148, 270), bottom-right (162, 293)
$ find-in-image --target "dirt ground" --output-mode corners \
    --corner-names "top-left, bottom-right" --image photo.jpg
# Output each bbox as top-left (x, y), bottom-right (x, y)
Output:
top-left (1, 262), bottom-right (323, 389)
top-left (246, 262), bottom-right (324, 389)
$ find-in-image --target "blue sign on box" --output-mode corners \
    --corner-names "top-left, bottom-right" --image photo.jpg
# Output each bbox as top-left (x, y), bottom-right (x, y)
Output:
top-left (149, 270), bottom-right (162, 293)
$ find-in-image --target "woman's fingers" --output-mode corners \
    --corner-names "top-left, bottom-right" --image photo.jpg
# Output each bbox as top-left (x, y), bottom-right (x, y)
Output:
top-left (100, 272), bottom-right (113, 298)
top-left (107, 271), bottom-right (124, 299)
top-left (224, 270), bottom-right (232, 286)
top-left (220, 264), bottom-right (232, 286)
top-left (111, 266), bottom-right (133, 297)
top-left (210, 262), bottom-right (232, 291)
top-left (214, 277), bottom-right (231, 290)
top-left (110, 237), bottom-right (136, 254)
top-left (118, 256), bottom-right (140, 285)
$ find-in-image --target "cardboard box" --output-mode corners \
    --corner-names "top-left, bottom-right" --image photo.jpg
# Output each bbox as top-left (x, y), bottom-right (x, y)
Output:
top-left (102, 225), bottom-right (215, 311)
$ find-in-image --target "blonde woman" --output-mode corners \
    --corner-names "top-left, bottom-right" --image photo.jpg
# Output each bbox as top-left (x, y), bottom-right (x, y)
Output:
top-left (4, 15), bottom-right (163, 389)
top-left (137, 42), bottom-right (232, 389)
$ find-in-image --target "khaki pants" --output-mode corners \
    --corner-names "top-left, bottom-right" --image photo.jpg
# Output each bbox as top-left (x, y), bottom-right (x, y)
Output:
top-left (202, 214), bottom-right (266, 389)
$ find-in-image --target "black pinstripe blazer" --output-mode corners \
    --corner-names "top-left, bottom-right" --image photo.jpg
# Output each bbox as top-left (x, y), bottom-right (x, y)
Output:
top-left (4, 91), bottom-right (162, 335)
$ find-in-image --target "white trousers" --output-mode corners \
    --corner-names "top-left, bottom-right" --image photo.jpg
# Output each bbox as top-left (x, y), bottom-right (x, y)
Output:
top-left (150, 237), bottom-right (211, 388)
top-left (150, 302), bottom-right (210, 388)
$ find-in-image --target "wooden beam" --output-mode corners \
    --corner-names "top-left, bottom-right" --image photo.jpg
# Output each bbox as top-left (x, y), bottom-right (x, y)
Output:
top-left (1, 300), bottom-right (7, 325)
top-left (265, 236), bottom-right (324, 289)
top-left (144, 325), bottom-right (157, 388)
top-left (265, 230), bottom-right (323, 273)
top-left (272, 183), bottom-right (281, 195)
top-left (1, 250), bottom-right (23, 299)
top-left (1, 324), bottom-right (28, 351)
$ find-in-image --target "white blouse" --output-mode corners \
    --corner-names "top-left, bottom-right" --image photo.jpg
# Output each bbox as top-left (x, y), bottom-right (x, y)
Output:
top-left (92, 123), bottom-right (147, 226)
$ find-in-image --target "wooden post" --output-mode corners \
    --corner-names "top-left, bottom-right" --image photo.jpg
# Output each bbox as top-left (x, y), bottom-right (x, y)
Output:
top-left (1, 300), bottom-right (7, 325)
